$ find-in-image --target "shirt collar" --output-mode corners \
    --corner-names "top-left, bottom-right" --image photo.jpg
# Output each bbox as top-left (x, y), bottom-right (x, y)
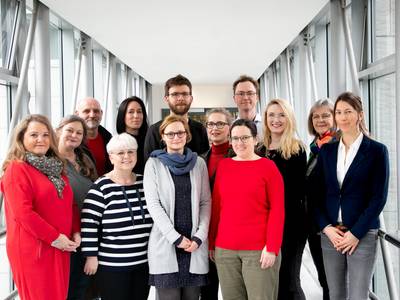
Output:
top-left (339, 132), bottom-right (363, 151)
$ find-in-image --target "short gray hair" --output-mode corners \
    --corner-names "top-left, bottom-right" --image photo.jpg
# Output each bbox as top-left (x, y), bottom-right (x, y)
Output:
top-left (206, 108), bottom-right (233, 126)
top-left (106, 133), bottom-right (138, 154)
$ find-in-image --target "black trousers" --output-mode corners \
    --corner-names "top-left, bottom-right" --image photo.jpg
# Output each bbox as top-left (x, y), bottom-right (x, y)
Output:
top-left (308, 232), bottom-right (330, 300)
top-left (200, 259), bottom-right (219, 300)
top-left (157, 286), bottom-right (200, 300)
top-left (278, 231), bottom-right (307, 300)
top-left (97, 264), bottom-right (150, 300)
top-left (67, 250), bottom-right (91, 300)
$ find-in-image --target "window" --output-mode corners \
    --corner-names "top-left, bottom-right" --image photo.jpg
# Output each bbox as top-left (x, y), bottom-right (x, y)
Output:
top-left (371, 0), bottom-right (395, 61)
top-left (369, 73), bottom-right (398, 298)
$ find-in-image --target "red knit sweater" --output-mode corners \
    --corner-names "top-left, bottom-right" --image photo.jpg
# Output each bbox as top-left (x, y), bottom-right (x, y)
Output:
top-left (209, 157), bottom-right (285, 255)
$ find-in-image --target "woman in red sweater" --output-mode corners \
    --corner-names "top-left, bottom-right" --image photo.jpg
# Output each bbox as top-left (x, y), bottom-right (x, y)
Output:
top-left (209, 119), bottom-right (285, 300)
top-left (1, 114), bottom-right (80, 300)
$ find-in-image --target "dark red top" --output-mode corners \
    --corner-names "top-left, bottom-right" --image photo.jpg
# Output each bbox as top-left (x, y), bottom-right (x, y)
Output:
top-left (87, 133), bottom-right (106, 176)
top-left (209, 157), bottom-right (285, 255)
top-left (207, 141), bottom-right (230, 178)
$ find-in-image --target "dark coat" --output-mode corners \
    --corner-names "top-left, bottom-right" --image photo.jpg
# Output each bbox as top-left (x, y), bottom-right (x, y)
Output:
top-left (313, 135), bottom-right (389, 239)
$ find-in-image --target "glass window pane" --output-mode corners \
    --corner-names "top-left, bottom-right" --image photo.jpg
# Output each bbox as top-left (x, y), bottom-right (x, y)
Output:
top-left (0, 0), bottom-right (18, 68)
top-left (372, 0), bottom-right (395, 61)
top-left (50, 22), bottom-right (63, 123)
top-left (369, 73), bottom-right (399, 298)
top-left (0, 83), bottom-right (10, 160)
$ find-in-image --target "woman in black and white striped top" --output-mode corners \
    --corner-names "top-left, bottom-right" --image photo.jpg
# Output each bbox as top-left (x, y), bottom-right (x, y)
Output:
top-left (81, 133), bottom-right (153, 300)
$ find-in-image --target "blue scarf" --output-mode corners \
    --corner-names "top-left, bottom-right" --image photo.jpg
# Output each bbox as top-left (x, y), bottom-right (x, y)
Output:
top-left (150, 148), bottom-right (197, 175)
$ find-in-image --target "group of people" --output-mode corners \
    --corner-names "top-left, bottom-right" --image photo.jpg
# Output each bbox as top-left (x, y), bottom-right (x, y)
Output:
top-left (0, 73), bottom-right (389, 300)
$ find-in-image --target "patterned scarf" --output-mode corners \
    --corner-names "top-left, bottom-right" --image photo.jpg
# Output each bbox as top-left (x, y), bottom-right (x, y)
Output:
top-left (25, 152), bottom-right (65, 198)
top-left (150, 148), bottom-right (197, 175)
top-left (310, 129), bottom-right (337, 155)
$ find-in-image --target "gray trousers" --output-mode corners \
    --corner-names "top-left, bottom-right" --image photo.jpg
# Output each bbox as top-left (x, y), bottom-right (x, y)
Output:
top-left (321, 230), bottom-right (378, 300)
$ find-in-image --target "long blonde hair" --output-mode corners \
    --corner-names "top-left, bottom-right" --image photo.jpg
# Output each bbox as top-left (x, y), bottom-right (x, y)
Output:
top-left (2, 114), bottom-right (64, 173)
top-left (263, 99), bottom-right (304, 159)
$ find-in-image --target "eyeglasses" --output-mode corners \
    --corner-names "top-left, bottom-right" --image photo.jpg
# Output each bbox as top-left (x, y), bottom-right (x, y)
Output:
top-left (112, 149), bottom-right (137, 158)
top-left (168, 92), bottom-right (191, 99)
top-left (205, 121), bottom-right (229, 129)
top-left (230, 135), bottom-right (253, 143)
top-left (163, 131), bottom-right (187, 139)
top-left (312, 113), bottom-right (332, 121)
top-left (234, 91), bottom-right (257, 97)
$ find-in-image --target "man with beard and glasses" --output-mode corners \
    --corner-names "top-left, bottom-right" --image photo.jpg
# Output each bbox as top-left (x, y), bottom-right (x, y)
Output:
top-left (144, 74), bottom-right (209, 160)
top-left (75, 97), bottom-right (113, 176)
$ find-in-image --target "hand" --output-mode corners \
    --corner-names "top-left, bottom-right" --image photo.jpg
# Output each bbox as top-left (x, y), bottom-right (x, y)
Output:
top-left (84, 256), bottom-right (98, 275)
top-left (323, 226), bottom-right (345, 247)
top-left (260, 246), bottom-right (276, 269)
top-left (184, 240), bottom-right (199, 253)
top-left (51, 233), bottom-right (79, 252)
top-left (177, 236), bottom-right (192, 249)
top-left (209, 250), bottom-right (215, 262)
top-left (335, 231), bottom-right (359, 255)
top-left (72, 232), bottom-right (81, 248)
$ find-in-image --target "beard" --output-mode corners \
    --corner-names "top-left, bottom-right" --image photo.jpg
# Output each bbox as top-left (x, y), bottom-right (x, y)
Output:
top-left (169, 103), bottom-right (191, 115)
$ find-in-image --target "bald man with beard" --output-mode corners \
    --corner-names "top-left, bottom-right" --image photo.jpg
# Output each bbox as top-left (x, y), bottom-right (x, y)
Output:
top-left (75, 97), bottom-right (113, 176)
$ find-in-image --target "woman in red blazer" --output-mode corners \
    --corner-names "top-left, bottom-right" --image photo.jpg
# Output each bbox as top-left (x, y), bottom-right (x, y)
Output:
top-left (1, 114), bottom-right (80, 300)
top-left (314, 92), bottom-right (389, 300)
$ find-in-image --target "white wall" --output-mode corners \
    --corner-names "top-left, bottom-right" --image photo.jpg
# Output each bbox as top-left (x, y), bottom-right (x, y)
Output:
top-left (150, 84), bottom-right (235, 123)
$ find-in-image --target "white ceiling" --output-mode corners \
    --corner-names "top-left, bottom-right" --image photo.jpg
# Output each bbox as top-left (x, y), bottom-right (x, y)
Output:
top-left (41, 0), bottom-right (328, 85)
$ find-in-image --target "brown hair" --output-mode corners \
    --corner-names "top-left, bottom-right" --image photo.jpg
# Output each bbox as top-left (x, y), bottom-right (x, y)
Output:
top-left (164, 74), bottom-right (192, 97)
top-left (56, 115), bottom-right (98, 181)
top-left (232, 75), bottom-right (259, 95)
top-left (2, 114), bottom-right (64, 173)
top-left (159, 115), bottom-right (192, 144)
top-left (334, 92), bottom-right (369, 136)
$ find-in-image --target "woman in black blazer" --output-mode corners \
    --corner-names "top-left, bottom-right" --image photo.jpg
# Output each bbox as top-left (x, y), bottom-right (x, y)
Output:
top-left (314, 92), bottom-right (389, 300)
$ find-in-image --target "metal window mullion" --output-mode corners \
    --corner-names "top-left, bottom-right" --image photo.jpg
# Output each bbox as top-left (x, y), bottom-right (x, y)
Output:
top-left (34, 2), bottom-right (51, 117)
top-left (7, 0), bottom-right (21, 70)
top-left (340, 0), bottom-right (361, 95)
top-left (8, 0), bottom-right (38, 135)
top-left (285, 48), bottom-right (294, 105)
top-left (102, 51), bottom-right (111, 127)
top-left (71, 36), bottom-right (83, 114)
top-left (124, 66), bottom-right (131, 98)
top-left (305, 30), bottom-right (318, 101)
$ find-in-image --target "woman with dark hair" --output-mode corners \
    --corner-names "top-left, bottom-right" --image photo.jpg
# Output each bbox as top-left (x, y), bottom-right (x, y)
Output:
top-left (314, 92), bottom-right (389, 300)
top-left (209, 119), bottom-right (284, 300)
top-left (116, 96), bottom-right (149, 174)
top-left (0, 114), bottom-right (80, 300)
top-left (56, 115), bottom-right (98, 300)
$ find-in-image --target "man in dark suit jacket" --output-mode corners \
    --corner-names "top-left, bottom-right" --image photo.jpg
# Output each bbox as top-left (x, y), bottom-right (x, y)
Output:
top-left (144, 74), bottom-right (209, 160)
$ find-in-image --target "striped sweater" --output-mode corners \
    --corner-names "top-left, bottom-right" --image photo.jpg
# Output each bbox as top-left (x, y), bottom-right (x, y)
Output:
top-left (81, 175), bottom-right (153, 271)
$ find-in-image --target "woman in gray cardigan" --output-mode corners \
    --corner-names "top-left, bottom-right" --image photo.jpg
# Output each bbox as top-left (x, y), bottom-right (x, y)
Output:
top-left (143, 115), bottom-right (211, 300)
